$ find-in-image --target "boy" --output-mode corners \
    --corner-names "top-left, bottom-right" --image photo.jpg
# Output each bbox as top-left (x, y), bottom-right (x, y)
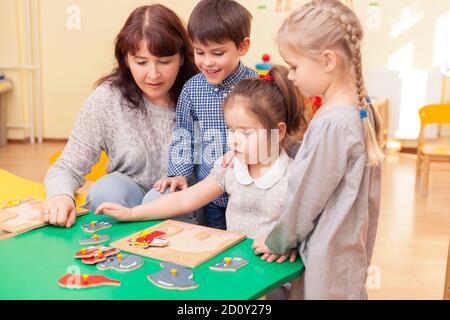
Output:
top-left (154, 0), bottom-right (257, 229)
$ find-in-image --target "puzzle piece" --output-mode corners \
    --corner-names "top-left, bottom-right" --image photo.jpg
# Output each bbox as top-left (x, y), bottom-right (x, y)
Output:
top-left (97, 253), bottom-right (144, 272)
top-left (209, 257), bottom-right (249, 272)
top-left (128, 229), bottom-right (168, 248)
top-left (79, 234), bottom-right (110, 245)
top-left (80, 248), bottom-right (120, 265)
top-left (58, 274), bottom-right (121, 289)
top-left (147, 262), bottom-right (198, 290)
top-left (74, 245), bottom-right (114, 258)
top-left (81, 221), bottom-right (112, 233)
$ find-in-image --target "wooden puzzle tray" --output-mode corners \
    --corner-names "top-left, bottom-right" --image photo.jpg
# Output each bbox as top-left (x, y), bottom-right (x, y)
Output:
top-left (111, 219), bottom-right (246, 268)
top-left (0, 197), bottom-right (88, 239)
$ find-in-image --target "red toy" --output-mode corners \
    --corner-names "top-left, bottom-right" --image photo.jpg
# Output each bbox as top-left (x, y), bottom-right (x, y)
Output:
top-left (128, 230), bottom-right (168, 248)
top-left (74, 245), bottom-right (116, 259)
top-left (309, 96), bottom-right (323, 114)
top-left (80, 248), bottom-right (120, 265)
top-left (58, 274), bottom-right (121, 289)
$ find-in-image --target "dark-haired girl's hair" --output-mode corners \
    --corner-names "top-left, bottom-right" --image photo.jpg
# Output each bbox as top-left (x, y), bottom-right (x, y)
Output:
top-left (224, 65), bottom-right (311, 148)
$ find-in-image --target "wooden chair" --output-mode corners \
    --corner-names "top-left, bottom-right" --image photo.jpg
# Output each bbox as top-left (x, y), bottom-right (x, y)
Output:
top-left (49, 151), bottom-right (108, 181)
top-left (372, 97), bottom-right (389, 150)
top-left (415, 104), bottom-right (450, 196)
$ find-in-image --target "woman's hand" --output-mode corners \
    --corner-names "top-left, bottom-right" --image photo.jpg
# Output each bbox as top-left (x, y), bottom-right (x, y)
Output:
top-left (252, 238), bottom-right (297, 263)
top-left (95, 202), bottom-right (133, 221)
top-left (41, 195), bottom-right (76, 228)
top-left (153, 176), bottom-right (188, 193)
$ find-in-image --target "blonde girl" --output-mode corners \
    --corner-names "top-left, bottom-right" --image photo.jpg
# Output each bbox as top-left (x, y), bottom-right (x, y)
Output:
top-left (253, 0), bottom-right (384, 300)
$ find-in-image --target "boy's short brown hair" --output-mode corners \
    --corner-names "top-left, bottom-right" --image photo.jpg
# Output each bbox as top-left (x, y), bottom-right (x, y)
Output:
top-left (188, 0), bottom-right (252, 47)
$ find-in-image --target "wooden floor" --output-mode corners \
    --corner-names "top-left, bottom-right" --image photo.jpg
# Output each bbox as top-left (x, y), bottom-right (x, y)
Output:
top-left (0, 142), bottom-right (449, 299)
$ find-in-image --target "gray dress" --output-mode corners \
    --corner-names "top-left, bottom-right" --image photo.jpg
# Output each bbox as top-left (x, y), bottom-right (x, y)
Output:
top-left (44, 83), bottom-right (176, 200)
top-left (265, 105), bottom-right (382, 300)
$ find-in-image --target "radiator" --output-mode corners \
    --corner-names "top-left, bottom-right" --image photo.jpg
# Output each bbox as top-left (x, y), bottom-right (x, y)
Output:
top-left (364, 69), bottom-right (443, 140)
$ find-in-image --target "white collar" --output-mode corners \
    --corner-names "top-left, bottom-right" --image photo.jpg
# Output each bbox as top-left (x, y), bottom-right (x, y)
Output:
top-left (233, 149), bottom-right (291, 190)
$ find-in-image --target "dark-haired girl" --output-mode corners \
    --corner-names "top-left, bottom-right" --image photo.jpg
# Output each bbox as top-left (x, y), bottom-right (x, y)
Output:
top-left (95, 65), bottom-right (308, 247)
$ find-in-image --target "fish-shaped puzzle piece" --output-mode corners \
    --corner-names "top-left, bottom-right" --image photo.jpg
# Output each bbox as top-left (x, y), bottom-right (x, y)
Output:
top-left (58, 274), bottom-right (121, 289)
top-left (147, 262), bottom-right (199, 290)
top-left (80, 248), bottom-right (120, 265)
top-left (128, 229), bottom-right (168, 248)
top-left (79, 234), bottom-right (110, 245)
top-left (209, 257), bottom-right (249, 272)
top-left (81, 221), bottom-right (112, 233)
top-left (96, 253), bottom-right (144, 272)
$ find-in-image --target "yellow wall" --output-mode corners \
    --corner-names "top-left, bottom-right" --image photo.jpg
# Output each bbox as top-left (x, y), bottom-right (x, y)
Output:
top-left (0, 0), bottom-right (29, 139)
top-left (1, 0), bottom-right (449, 139)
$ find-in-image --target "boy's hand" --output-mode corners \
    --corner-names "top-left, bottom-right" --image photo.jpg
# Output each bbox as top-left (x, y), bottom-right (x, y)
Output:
top-left (252, 238), bottom-right (297, 264)
top-left (95, 202), bottom-right (132, 221)
top-left (153, 176), bottom-right (188, 193)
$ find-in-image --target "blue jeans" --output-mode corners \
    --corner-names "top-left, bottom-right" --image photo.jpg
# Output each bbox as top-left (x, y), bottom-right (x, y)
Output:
top-left (202, 202), bottom-right (227, 230)
top-left (86, 172), bottom-right (197, 224)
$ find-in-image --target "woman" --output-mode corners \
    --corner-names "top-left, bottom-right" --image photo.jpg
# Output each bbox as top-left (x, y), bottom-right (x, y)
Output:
top-left (42, 5), bottom-right (198, 228)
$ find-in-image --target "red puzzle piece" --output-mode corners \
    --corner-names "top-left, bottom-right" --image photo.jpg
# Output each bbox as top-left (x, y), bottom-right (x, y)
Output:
top-left (74, 245), bottom-right (114, 259)
top-left (80, 248), bottom-right (120, 265)
top-left (58, 274), bottom-right (121, 289)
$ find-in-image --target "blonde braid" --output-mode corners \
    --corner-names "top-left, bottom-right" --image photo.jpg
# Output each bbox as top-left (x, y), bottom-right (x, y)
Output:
top-left (280, 0), bottom-right (384, 166)
top-left (337, 9), bottom-right (384, 165)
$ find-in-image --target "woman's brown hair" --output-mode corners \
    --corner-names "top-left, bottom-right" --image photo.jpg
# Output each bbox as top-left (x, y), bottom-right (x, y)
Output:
top-left (224, 65), bottom-right (311, 148)
top-left (97, 4), bottom-right (198, 114)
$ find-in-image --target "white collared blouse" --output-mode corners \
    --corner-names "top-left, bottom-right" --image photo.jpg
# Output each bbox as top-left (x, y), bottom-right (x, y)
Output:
top-left (210, 148), bottom-right (293, 239)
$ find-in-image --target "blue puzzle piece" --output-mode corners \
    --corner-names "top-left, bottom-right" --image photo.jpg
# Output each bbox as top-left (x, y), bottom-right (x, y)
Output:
top-left (147, 262), bottom-right (199, 290)
top-left (97, 254), bottom-right (144, 272)
top-left (79, 234), bottom-right (110, 245)
top-left (81, 221), bottom-right (112, 233)
top-left (209, 257), bottom-right (249, 272)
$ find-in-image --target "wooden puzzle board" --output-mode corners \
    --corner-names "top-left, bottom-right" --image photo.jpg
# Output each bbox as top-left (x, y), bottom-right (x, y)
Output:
top-left (111, 220), bottom-right (246, 268)
top-left (0, 229), bottom-right (16, 240)
top-left (0, 197), bottom-right (88, 238)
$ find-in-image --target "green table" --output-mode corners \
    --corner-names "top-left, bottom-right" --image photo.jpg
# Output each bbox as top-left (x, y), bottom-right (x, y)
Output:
top-left (0, 213), bottom-right (303, 300)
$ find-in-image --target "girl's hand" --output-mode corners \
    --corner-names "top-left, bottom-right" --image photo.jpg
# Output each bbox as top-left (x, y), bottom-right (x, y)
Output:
top-left (262, 249), bottom-right (297, 264)
top-left (221, 150), bottom-right (236, 169)
top-left (153, 176), bottom-right (188, 193)
top-left (95, 202), bottom-right (132, 221)
top-left (252, 238), bottom-right (297, 264)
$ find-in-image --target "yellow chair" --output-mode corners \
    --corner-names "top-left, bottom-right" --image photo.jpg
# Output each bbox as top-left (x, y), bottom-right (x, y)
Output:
top-left (49, 151), bottom-right (108, 181)
top-left (415, 103), bottom-right (450, 196)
